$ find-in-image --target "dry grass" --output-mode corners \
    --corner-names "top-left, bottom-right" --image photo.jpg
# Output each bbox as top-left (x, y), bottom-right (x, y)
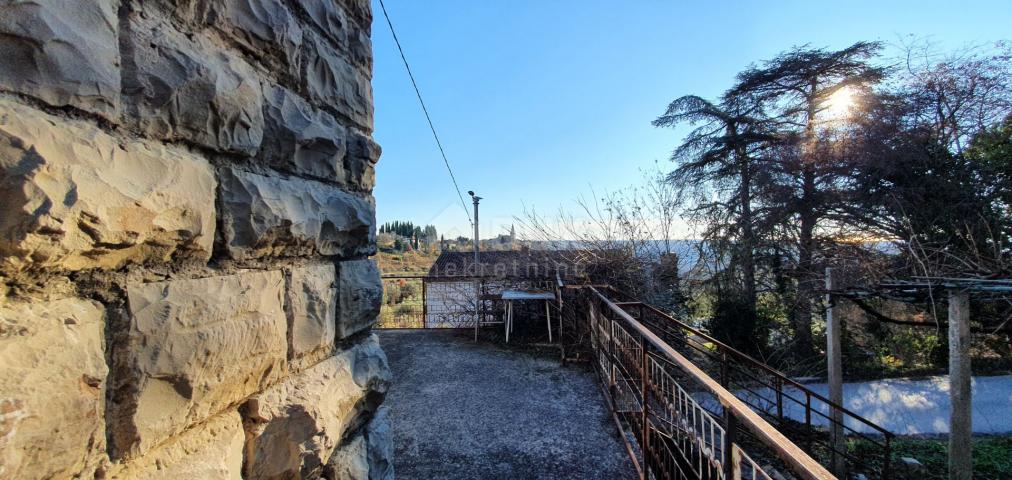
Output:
top-left (375, 250), bottom-right (439, 276)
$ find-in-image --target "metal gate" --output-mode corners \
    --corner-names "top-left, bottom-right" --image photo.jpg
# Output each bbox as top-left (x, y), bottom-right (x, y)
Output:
top-left (378, 275), bottom-right (557, 329)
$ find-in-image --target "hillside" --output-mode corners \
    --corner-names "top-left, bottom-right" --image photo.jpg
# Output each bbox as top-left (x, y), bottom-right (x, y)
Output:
top-left (375, 249), bottom-right (439, 276)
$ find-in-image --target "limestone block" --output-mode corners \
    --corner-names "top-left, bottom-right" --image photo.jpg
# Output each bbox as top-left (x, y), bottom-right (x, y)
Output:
top-left (345, 129), bottom-right (381, 192)
top-left (365, 407), bottom-right (394, 480)
top-left (337, 259), bottom-right (382, 339)
top-left (0, 298), bottom-right (108, 480)
top-left (148, 0), bottom-right (303, 79)
top-left (323, 390), bottom-right (390, 480)
top-left (287, 263), bottom-right (337, 358)
top-left (296, 0), bottom-right (371, 69)
top-left (342, 0), bottom-right (373, 29)
top-left (323, 394), bottom-right (393, 480)
top-left (325, 433), bottom-right (369, 480)
top-left (113, 270), bottom-right (287, 459)
top-left (109, 411), bottom-right (244, 480)
top-left (0, 99), bottom-right (217, 275)
top-left (208, 0), bottom-right (303, 78)
top-left (243, 335), bottom-right (390, 479)
top-left (218, 167), bottom-right (376, 260)
top-left (260, 84), bottom-right (348, 182)
top-left (301, 31), bottom-right (373, 132)
top-left (0, 0), bottom-right (120, 118)
top-left (127, 14), bottom-right (264, 155)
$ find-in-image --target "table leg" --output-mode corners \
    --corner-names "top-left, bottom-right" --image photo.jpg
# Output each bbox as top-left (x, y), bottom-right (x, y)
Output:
top-left (506, 301), bottom-right (512, 343)
top-left (546, 301), bottom-right (552, 343)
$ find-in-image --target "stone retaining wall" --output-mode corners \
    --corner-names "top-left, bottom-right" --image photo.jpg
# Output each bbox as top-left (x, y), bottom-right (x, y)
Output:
top-left (0, 1), bottom-right (390, 478)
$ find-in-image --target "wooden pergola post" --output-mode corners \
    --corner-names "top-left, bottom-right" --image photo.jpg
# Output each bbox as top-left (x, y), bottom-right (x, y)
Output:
top-left (825, 267), bottom-right (846, 476)
top-left (948, 289), bottom-right (972, 480)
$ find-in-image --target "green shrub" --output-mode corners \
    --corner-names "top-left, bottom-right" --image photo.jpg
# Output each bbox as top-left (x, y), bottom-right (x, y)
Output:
top-left (708, 293), bottom-right (768, 356)
top-left (385, 284), bottom-right (401, 305)
top-left (849, 436), bottom-right (1012, 480)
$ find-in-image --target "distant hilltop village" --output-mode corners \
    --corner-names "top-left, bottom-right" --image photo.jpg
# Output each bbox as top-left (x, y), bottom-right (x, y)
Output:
top-left (377, 221), bottom-right (520, 254)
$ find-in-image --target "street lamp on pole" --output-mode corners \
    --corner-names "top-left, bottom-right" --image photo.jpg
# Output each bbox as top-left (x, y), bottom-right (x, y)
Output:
top-left (468, 191), bottom-right (482, 341)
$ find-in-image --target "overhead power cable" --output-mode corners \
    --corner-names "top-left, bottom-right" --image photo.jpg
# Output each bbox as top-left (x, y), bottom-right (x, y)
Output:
top-left (378, 0), bottom-right (473, 226)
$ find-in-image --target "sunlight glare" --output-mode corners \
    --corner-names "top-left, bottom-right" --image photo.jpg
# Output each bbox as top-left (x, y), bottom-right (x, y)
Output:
top-left (824, 85), bottom-right (857, 120)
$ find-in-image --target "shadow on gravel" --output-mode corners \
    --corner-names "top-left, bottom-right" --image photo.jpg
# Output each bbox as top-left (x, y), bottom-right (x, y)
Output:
top-left (378, 329), bottom-right (635, 480)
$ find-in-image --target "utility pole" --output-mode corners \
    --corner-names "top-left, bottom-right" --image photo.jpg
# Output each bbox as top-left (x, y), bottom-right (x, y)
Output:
top-left (469, 191), bottom-right (482, 341)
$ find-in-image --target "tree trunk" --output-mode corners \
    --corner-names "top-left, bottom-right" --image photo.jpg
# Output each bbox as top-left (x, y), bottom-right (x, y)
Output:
top-left (793, 167), bottom-right (817, 359)
top-left (738, 148), bottom-right (757, 310)
top-left (791, 84), bottom-right (820, 360)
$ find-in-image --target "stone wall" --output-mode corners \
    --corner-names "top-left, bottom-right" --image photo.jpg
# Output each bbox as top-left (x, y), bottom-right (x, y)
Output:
top-left (0, 0), bottom-right (391, 478)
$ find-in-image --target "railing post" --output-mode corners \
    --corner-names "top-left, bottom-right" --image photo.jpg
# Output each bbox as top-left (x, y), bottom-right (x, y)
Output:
top-left (640, 333), bottom-right (650, 480)
top-left (731, 444), bottom-right (743, 480)
top-left (804, 392), bottom-right (812, 450)
top-left (883, 434), bottom-right (892, 480)
top-left (609, 318), bottom-right (617, 404)
top-left (720, 350), bottom-right (729, 387)
top-left (723, 410), bottom-right (737, 480)
top-left (775, 376), bottom-right (784, 420)
top-left (720, 348), bottom-right (735, 477)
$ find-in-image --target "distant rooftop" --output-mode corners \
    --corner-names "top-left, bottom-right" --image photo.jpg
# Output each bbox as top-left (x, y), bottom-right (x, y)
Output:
top-left (426, 250), bottom-right (591, 280)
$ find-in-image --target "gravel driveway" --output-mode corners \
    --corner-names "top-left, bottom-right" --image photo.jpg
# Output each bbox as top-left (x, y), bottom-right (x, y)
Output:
top-left (377, 329), bottom-right (635, 480)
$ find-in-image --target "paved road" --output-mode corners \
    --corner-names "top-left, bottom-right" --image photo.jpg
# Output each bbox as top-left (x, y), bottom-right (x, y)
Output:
top-left (741, 374), bottom-right (1012, 435)
top-left (377, 329), bottom-right (635, 479)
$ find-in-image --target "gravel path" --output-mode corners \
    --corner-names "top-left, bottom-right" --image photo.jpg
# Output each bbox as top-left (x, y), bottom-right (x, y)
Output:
top-left (377, 329), bottom-right (635, 480)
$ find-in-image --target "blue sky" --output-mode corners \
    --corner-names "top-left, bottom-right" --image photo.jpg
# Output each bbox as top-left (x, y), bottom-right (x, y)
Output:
top-left (370, 0), bottom-right (1010, 240)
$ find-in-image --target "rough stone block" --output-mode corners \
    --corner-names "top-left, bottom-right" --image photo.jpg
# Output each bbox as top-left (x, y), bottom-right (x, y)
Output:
top-left (126, 13), bottom-right (264, 155)
top-left (208, 0), bottom-right (303, 78)
top-left (346, 129), bottom-right (381, 192)
top-left (0, 0), bottom-right (120, 118)
top-left (0, 298), bottom-right (108, 480)
top-left (325, 406), bottom-right (394, 480)
top-left (301, 31), bottom-right (373, 132)
top-left (296, 0), bottom-right (372, 69)
top-left (364, 407), bottom-right (395, 480)
top-left (218, 167), bottom-right (376, 260)
top-left (324, 432), bottom-right (369, 480)
top-left (337, 259), bottom-right (382, 339)
top-left (148, 0), bottom-right (303, 80)
top-left (113, 270), bottom-right (287, 459)
top-left (109, 411), bottom-right (244, 480)
top-left (0, 99), bottom-right (217, 275)
top-left (342, 0), bottom-right (373, 29)
top-left (242, 335), bottom-right (390, 479)
top-left (287, 263), bottom-right (337, 358)
top-left (260, 84), bottom-right (348, 182)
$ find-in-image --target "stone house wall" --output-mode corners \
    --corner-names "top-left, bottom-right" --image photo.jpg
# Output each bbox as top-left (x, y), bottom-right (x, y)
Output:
top-left (0, 0), bottom-right (391, 478)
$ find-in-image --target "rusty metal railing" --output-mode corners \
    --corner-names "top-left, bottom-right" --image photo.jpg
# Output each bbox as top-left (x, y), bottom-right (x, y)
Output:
top-left (598, 287), bottom-right (894, 479)
top-left (380, 273), bottom-right (890, 478)
top-left (583, 286), bottom-right (836, 480)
